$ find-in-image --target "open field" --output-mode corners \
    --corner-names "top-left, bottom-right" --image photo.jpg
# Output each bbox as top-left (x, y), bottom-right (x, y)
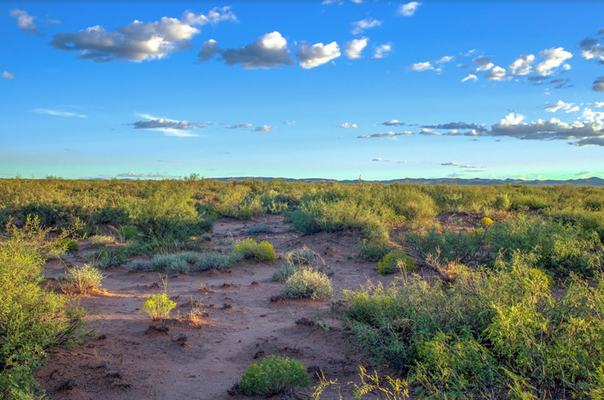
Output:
top-left (2, 178), bottom-right (604, 399)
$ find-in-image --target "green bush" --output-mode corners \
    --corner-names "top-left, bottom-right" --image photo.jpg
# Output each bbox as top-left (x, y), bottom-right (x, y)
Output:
top-left (142, 293), bottom-right (176, 321)
top-left (88, 234), bottom-right (115, 246)
top-left (0, 218), bottom-right (83, 398)
top-left (91, 247), bottom-right (127, 269)
top-left (58, 264), bottom-right (103, 294)
top-left (150, 254), bottom-right (190, 274)
top-left (358, 239), bottom-right (393, 262)
top-left (284, 268), bottom-right (333, 300)
top-left (377, 251), bottom-right (416, 275)
top-left (239, 355), bottom-right (309, 396)
top-left (118, 225), bottom-right (138, 241)
top-left (56, 238), bottom-right (80, 253)
top-left (271, 264), bottom-right (297, 282)
top-left (194, 252), bottom-right (241, 271)
top-left (492, 193), bottom-right (511, 210)
top-left (126, 258), bottom-right (150, 272)
top-left (285, 246), bottom-right (325, 270)
top-left (233, 238), bottom-right (277, 263)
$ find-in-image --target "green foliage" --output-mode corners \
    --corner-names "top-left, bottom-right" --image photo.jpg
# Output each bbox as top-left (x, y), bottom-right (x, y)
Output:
top-left (272, 264), bottom-right (297, 282)
top-left (118, 225), bottom-right (138, 241)
top-left (239, 355), bottom-right (309, 396)
top-left (91, 246), bottom-right (127, 269)
top-left (58, 264), bottom-right (103, 294)
top-left (194, 252), bottom-right (241, 271)
top-left (284, 268), bottom-right (333, 300)
top-left (377, 251), bottom-right (416, 275)
top-left (493, 193), bottom-right (511, 210)
top-left (358, 239), bottom-right (393, 262)
top-left (150, 254), bottom-right (190, 274)
top-left (0, 218), bottom-right (84, 399)
top-left (142, 293), bottom-right (176, 321)
top-left (88, 234), bottom-right (115, 246)
top-left (233, 238), bottom-right (277, 263)
top-left (56, 238), bottom-right (80, 253)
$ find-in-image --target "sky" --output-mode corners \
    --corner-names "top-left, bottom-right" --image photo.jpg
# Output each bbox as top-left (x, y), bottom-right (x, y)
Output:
top-left (1, 1), bottom-right (604, 181)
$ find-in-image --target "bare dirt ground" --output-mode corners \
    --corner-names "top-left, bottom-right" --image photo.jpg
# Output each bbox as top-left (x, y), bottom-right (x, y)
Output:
top-left (37, 215), bottom-right (436, 400)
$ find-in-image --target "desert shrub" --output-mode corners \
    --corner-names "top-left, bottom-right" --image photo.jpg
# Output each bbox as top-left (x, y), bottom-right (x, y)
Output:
top-left (118, 225), bottom-right (138, 241)
top-left (284, 268), bottom-right (333, 300)
top-left (285, 246), bottom-right (325, 270)
top-left (178, 252), bottom-right (201, 264)
top-left (194, 252), bottom-right (241, 271)
top-left (511, 193), bottom-right (550, 210)
top-left (404, 228), bottom-right (483, 267)
top-left (56, 238), bottom-right (80, 253)
top-left (492, 193), bottom-right (511, 210)
top-left (390, 190), bottom-right (438, 222)
top-left (233, 238), bottom-right (277, 263)
top-left (91, 247), bottom-right (127, 269)
top-left (88, 234), bottom-right (115, 246)
top-left (271, 264), bottom-right (297, 282)
top-left (239, 355), bottom-right (309, 396)
top-left (358, 239), bottom-right (394, 262)
top-left (344, 257), bottom-right (604, 398)
top-left (245, 224), bottom-right (272, 235)
top-left (377, 251), bottom-right (416, 275)
top-left (126, 258), bottom-right (151, 272)
top-left (0, 218), bottom-right (84, 398)
top-left (142, 293), bottom-right (176, 321)
top-left (479, 216), bottom-right (493, 228)
top-left (150, 254), bottom-right (190, 274)
top-left (58, 264), bottom-right (103, 294)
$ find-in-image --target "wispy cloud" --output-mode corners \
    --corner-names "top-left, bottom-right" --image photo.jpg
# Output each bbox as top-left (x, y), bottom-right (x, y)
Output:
top-left (132, 113), bottom-right (206, 137)
top-left (544, 100), bottom-right (579, 113)
top-left (372, 43), bottom-right (392, 60)
top-left (409, 61), bottom-right (433, 71)
top-left (34, 108), bottom-right (86, 118)
top-left (381, 119), bottom-right (405, 126)
top-left (340, 122), bottom-right (357, 128)
top-left (358, 131), bottom-right (412, 139)
top-left (10, 9), bottom-right (59, 36)
top-left (226, 123), bottom-right (253, 129)
top-left (398, 2), bottom-right (421, 17)
top-left (2, 71), bottom-right (14, 80)
top-left (351, 18), bottom-right (381, 35)
top-left (461, 74), bottom-right (477, 83)
top-left (253, 125), bottom-right (273, 132)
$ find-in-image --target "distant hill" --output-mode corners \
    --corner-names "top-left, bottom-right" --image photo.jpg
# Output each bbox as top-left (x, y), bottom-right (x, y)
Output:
top-left (208, 176), bottom-right (604, 187)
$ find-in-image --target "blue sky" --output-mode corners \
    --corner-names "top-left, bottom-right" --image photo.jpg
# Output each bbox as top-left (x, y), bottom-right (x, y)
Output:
top-left (1, 1), bottom-right (604, 181)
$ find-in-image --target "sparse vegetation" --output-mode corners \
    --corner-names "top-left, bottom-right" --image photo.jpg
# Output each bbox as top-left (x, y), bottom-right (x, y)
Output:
top-left (377, 250), bottom-right (416, 275)
top-left (88, 234), bottom-right (115, 246)
top-left (233, 238), bottom-right (277, 263)
top-left (239, 355), bottom-right (309, 396)
top-left (142, 293), bottom-right (176, 321)
top-left (58, 264), bottom-right (103, 294)
top-left (284, 268), bottom-right (333, 300)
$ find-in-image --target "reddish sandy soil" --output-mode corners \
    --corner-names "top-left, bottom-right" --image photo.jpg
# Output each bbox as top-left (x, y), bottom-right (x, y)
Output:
top-left (36, 215), bottom-right (437, 400)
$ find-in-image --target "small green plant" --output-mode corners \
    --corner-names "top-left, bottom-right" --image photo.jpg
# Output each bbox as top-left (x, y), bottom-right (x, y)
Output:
top-left (286, 246), bottom-right (326, 270)
top-left (194, 252), bottom-right (241, 271)
top-left (272, 263), bottom-right (297, 282)
top-left (233, 238), bottom-right (277, 263)
top-left (151, 254), bottom-right (190, 274)
top-left (88, 234), bottom-right (116, 246)
top-left (56, 238), bottom-right (80, 253)
top-left (284, 268), bottom-right (333, 300)
top-left (118, 225), bottom-right (138, 241)
top-left (142, 292), bottom-right (176, 321)
top-left (245, 224), bottom-right (273, 235)
top-left (239, 355), bottom-right (310, 396)
top-left (58, 264), bottom-right (104, 294)
top-left (358, 239), bottom-right (393, 262)
top-left (91, 247), bottom-right (127, 268)
top-left (127, 258), bottom-right (151, 272)
top-left (377, 251), bottom-right (416, 275)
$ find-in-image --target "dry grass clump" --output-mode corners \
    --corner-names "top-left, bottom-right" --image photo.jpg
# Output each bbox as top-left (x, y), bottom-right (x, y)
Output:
top-left (58, 264), bottom-right (103, 294)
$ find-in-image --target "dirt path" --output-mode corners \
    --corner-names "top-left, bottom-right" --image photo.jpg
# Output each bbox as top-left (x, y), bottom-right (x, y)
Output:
top-left (37, 215), bottom-right (406, 400)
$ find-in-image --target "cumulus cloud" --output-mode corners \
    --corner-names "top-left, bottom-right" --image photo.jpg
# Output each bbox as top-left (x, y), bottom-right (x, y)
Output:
top-left (34, 108), bottom-right (86, 118)
top-left (472, 56), bottom-right (494, 72)
top-left (351, 18), bottom-right (381, 35)
top-left (51, 7), bottom-right (236, 63)
top-left (461, 74), bottom-right (477, 83)
top-left (486, 66), bottom-right (507, 81)
top-left (253, 125), bottom-right (273, 132)
top-left (579, 36), bottom-right (604, 63)
top-left (593, 77), bottom-right (604, 92)
top-left (534, 47), bottom-right (572, 76)
top-left (509, 54), bottom-right (534, 76)
top-left (435, 55), bottom-right (454, 64)
top-left (595, 102), bottom-right (604, 108)
top-left (398, 2), bottom-right (421, 16)
top-left (358, 131), bottom-right (412, 139)
top-left (132, 113), bottom-right (205, 137)
top-left (226, 123), bottom-right (253, 129)
top-left (419, 128), bottom-right (441, 135)
top-left (2, 71), bottom-right (14, 80)
top-left (382, 119), bottom-right (405, 126)
top-left (9, 9), bottom-right (58, 36)
top-left (345, 37), bottom-right (368, 59)
top-left (372, 43), bottom-right (392, 59)
top-left (545, 100), bottom-right (579, 113)
top-left (297, 41), bottom-right (340, 69)
top-left (202, 31), bottom-right (295, 69)
top-left (409, 61), bottom-right (433, 71)
top-left (340, 122), bottom-right (357, 128)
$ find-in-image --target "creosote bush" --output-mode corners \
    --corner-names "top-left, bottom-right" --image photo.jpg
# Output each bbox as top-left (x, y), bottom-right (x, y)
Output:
top-left (233, 238), bottom-right (277, 263)
top-left (284, 268), bottom-right (333, 300)
top-left (58, 264), bottom-right (103, 294)
top-left (239, 355), bottom-right (309, 396)
top-left (377, 251), bottom-right (416, 275)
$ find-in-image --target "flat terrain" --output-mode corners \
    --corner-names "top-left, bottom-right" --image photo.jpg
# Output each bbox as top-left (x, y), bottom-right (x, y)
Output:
top-left (36, 215), bottom-right (419, 400)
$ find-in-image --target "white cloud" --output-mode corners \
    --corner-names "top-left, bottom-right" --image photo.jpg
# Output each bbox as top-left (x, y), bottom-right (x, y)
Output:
top-left (345, 37), bottom-right (368, 59)
top-left (351, 18), bottom-right (381, 35)
top-left (382, 119), bottom-right (405, 126)
top-left (253, 125), bottom-right (273, 132)
top-left (34, 108), bottom-right (86, 118)
top-left (204, 31), bottom-right (295, 69)
top-left (472, 56), bottom-right (494, 72)
top-left (358, 131), bottom-right (412, 139)
top-left (435, 55), bottom-right (454, 64)
top-left (132, 113), bottom-right (206, 137)
top-left (534, 47), bottom-right (572, 76)
top-left (51, 7), bottom-right (236, 63)
top-left (117, 171), bottom-right (175, 179)
top-left (509, 54), bottom-right (534, 76)
top-left (545, 100), bottom-right (578, 113)
top-left (398, 2), bottom-right (421, 17)
top-left (226, 123), bottom-right (253, 129)
top-left (285, 120), bottom-right (296, 125)
top-left (340, 122), bottom-right (357, 128)
top-left (595, 102), bottom-right (604, 108)
top-left (461, 74), bottom-right (477, 83)
top-left (2, 71), bottom-right (14, 80)
top-left (486, 66), bottom-right (507, 81)
top-left (297, 41), bottom-right (341, 69)
top-left (9, 9), bottom-right (58, 36)
top-left (409, 61), bottom-right (433, 71)
top-left (579, 37), bottom-right (604, 62)
top-left (372, 43), bottom-right (392, 60)
top-left (420, 128), bottom-right (440, 135)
